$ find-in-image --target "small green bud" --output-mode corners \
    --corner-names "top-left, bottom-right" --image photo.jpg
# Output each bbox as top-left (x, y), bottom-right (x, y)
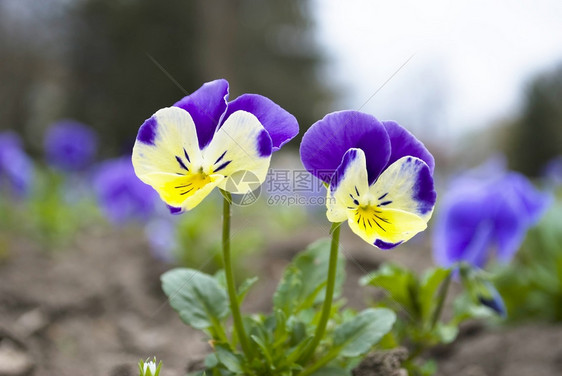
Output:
top-left (138, 357), bottom-right (162, 376)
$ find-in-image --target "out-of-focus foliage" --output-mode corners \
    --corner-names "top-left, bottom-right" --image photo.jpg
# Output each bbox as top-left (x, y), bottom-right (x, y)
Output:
top-left (494, 192), bottom-right (562, 322)
top-left (506, 63), bottom-right (562, 176)
top-left (173, 196), bottom-right (264, 279)
top-left (361, 263), bottom-right (503, 376)
top-left (0, 0), bottom-right (331, 156)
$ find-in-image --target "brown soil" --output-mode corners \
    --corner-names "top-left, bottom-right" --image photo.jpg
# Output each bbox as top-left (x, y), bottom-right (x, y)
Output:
top-left (1, 225), bottom-right (561, 376)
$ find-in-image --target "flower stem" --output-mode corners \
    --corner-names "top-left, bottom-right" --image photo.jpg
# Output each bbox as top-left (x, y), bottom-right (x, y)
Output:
top-left (431, 269), bottom-right (453, 329)
top-left (299, 222), bottom-right (341, 365)
top-left (221, 191), bottom-right (252, 359)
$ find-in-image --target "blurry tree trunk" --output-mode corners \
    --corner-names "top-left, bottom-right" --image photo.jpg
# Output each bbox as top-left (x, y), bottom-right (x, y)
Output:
top-left (196, 0), bottom-right (239, 88)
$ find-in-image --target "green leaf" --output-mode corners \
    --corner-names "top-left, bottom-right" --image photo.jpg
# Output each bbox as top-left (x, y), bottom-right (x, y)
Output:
top-left (434, 323), bottom-right (458, 344)
top-left (452, 293), bottom-right (496, 324)
top-left (274, 238), bottom-right (346, 315)
top-left (250, 334), bottom-right (274, 366)
top-left (360, 263), bottom-right (417, 314)
top-left (204, 353), bottom-right (218, 368)
top-left (419, 267), bottom-right (451, 321)
top-left (161, 268), bottom-right (229, 329)
top-left (273, 265), bottom-right (302, 315)
top-left (215, 344), bottom-right (244, 374)
top-left (309, 366), bottom-right (349, 376)
top-left (334, 308), bottom-right (396, 357)
top-left (237, 276), bottom-right (258, 304)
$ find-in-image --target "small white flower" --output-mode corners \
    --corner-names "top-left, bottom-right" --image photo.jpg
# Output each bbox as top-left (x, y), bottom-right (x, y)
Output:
top-left (143, 361), bottom-right (156, 375)
top-left (139, 357), bottom-right (161, 376)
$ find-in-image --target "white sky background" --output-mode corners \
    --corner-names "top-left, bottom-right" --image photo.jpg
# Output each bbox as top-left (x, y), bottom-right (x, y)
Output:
top-left (312, 0), bottom-right (562, 145)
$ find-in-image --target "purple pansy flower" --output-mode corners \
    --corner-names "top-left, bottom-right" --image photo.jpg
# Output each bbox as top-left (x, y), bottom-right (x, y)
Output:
top-left (45, 120), bottom-right (98, 172)
top-left (132, 79), bottom-right (299, 214)
top-left (93, 157), bottom-right (158, 224)
top-left (300, 110), bottom-right (436, 249)
top-left (433, 164), bottom-right (551, 268)
top-left (0, 132), bottom-right (34, 197)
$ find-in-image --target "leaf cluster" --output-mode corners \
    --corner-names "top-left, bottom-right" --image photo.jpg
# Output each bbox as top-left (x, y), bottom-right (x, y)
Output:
top-left (162, 239), bottom-right (395, 376)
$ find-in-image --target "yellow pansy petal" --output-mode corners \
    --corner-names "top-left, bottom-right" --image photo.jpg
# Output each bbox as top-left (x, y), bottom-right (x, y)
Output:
top-left (142, 172), bottom-right (224, 212)
top-left (347, 207), bottom-right (427, 249)
top-left (202, 110), bottom-right (272, 193)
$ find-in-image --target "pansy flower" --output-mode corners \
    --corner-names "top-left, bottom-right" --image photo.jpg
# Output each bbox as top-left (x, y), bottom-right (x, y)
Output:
top-left (44, 120), bottom-right (98, 172)
top-left (132, 79), bottom-right (298, 213)
top-left (433, 161), bottom-right (551, 268)
top-left (0, 132), bottom-right (34, 197)
top-left (93, 157), bottom-right (158, 224)
top-left (300, 110), bottom-right (436, 249)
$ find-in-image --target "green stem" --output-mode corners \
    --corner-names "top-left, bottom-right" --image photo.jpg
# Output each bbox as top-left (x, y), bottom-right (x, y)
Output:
top-left (221, 191), bottom-right (253, 359)
top-left (431, 270), bottom-right (453, 329)
top-left (298, 223), bottom-right (341, 365)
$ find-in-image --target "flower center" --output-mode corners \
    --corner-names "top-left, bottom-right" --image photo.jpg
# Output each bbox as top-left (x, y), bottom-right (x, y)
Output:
top-left (354, 205), bottom-right (390, 234)
top-left (159, 172), bottom-right (212, 206)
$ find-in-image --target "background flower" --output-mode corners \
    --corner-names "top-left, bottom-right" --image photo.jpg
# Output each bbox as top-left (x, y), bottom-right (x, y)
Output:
top-left (0, 132), bottom-right (34, 197)
top-left (433, 163), bottom-right (551, 268)
top-left (44, 120), bottom-right (98, 172)
top-left (93, 157), bottom-right (158, 225)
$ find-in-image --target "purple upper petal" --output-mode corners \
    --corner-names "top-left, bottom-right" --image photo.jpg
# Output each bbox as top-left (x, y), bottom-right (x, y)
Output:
top-left (173, 79), bottom-right (229, 149)
top-left (382, 121), bottom-right (435, 174)
top-left (224, 94), bottom-right (299, 152)
top-left (300, 111), bottom-right (391, 184)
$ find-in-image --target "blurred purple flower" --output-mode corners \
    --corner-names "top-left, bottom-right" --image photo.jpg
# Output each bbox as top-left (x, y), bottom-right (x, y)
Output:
top-left (433, 163), bottom-right (551, 268)
top-left (0, 132), bottom-right (34, 197)
top-left (93, 157), bottom-right (158, 224)
top-left (144, 218), bottom-right (177, 262)
top-left (45, 120), bottom-right (98, 172)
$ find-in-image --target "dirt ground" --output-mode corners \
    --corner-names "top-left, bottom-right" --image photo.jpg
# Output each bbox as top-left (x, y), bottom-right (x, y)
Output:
top-left (1, 225), bottom-right (561, 376)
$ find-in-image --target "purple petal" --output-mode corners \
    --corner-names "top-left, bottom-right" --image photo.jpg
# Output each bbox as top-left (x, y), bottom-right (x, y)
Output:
top-left (300, 111), bottom-right (391, 184)
top-left (489, 186), bottom-right (529, 263)
top-left (137, 117), bottom-right (158, 145)
top-left (374, 239), bottom-right (403, 250)
top-left (93, 157), bottom-right (158, 225)
top-left (503, 172), bottom-right (551, 225)
top-left (167, 205), bottom-right (183, 215)
top-left (382, 121), bottom-right (435, 174)
top-left (173, 79), bottom-right (229, 149)
top-left (224, 94), bottom-right (299, 152)
top-left (0, 132), bottom-right (34, 197)
top-left (433, 188), bottom-right (492, 267)
top-left (44, 120), bottom-right (98, 172)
